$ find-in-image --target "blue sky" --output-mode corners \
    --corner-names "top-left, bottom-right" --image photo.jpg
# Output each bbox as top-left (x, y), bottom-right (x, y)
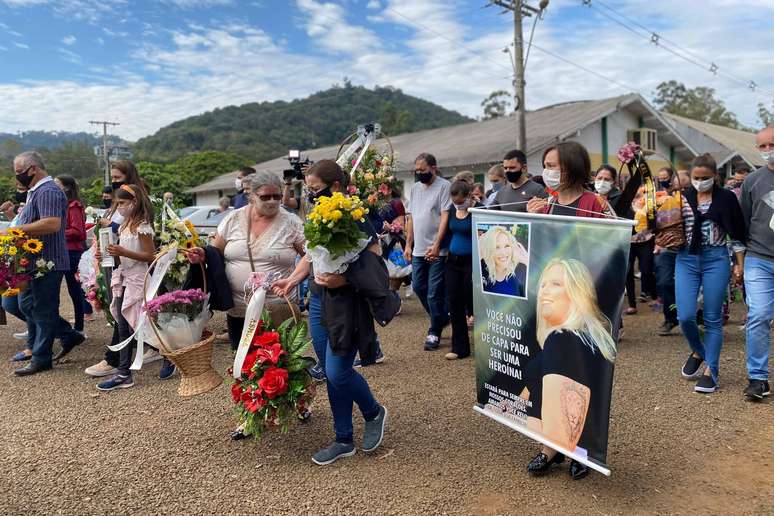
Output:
top-left (1, 0), bottom-right (772, 141)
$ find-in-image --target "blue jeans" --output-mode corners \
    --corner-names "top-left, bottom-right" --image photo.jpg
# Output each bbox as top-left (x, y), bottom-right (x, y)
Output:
top-left (655, 250), bottom-right (678, 324)
top-left (19, 271), bottom-right (81, 367)
top-left (411, 256), bottom-right (449, 336)
top-left (744, 256), bottom-right (774, 381)
top-left (308, 291), bottom-right (329, 369)
top-left (675, 246), bottom-right (730, 381)
top-left (325, 343), bottom-right (379, 443)
top-left (2, 294), bottom-right (26, 323)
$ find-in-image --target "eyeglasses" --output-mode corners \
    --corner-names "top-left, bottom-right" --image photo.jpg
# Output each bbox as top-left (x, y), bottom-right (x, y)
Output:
top-left (256, 194), bottom-right (282, 201)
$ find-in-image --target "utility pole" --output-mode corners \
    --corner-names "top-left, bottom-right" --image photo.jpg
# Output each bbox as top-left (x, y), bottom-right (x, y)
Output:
top-left (89, 120), bottom-right (119, 186)
top-left (489, 0), bottom-right (549, 153)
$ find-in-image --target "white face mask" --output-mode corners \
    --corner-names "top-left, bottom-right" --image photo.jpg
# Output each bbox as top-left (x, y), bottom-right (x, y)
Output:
top-left (760, 150), bottom-right (774, 166)
top-left (235, 178), bottom-right (243, 191)
top-left (594, 179), bottom-right (613, 195)
top-left (453, 199), bottom-right (470, 211)
top-left (254, 199), bottom-right (280, 216)
top-left (692, 178), bottom-right (714, 192)
top-left (117, 203), bottom-right (134, 217)
top-left (542, 168), bottom-right (561, 189)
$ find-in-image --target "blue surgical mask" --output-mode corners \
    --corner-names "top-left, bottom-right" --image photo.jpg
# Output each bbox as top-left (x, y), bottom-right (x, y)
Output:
top-left (491, 181), bottom-right (503, 192)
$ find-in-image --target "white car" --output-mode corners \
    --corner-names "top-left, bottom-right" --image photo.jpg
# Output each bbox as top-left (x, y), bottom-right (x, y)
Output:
top-left (184, 206), bottom-right (233, 237)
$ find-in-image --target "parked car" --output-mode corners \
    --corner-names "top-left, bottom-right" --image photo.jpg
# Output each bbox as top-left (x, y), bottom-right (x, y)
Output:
top-left (178, 206), bottom-right (200, 219)
top-left (184, 206), bottom-right (232, 237)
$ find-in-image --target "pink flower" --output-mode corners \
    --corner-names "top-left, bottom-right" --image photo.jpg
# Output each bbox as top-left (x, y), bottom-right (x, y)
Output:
top-left (347, 185), bottom-right (358, 195)
top-left (378, 183), bottom-right (390, 195)
top-left (617, 142), bottom-right (640, 165)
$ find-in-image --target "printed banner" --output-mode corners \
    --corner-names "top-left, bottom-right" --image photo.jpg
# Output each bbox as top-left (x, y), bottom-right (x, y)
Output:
top-left (470, 209), bottom-right (632, 476)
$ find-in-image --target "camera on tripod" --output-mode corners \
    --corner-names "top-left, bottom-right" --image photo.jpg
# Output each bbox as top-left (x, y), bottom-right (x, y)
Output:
top-left (283, 149), bottom-right (312, 182)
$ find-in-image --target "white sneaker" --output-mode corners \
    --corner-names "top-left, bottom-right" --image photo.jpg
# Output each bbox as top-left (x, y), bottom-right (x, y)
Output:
top-left (13, 331), bottom-right (28, 340)
top-left (143, 348), bottom-right (163, 364)
top-left (85, 360), bottom-right (118, 377)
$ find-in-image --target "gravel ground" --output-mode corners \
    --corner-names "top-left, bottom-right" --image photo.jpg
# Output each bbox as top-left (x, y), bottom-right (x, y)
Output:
top-left (1, 287), bottom-right (772, 515)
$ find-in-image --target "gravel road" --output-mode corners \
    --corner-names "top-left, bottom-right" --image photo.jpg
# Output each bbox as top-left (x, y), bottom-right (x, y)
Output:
top-left (1, 289), bottom-right (771, 515)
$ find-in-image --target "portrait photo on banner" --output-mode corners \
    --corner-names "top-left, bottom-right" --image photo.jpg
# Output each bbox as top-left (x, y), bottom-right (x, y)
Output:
top-left (473, 212), bottom-right (631, 473)
top-left (476, 222), bottom-right (531, 300)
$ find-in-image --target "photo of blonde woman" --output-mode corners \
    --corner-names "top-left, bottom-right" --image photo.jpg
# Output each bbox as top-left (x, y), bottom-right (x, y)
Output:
top-left (523, 257), bottom-right (617, 479)
top-left (478, 224), bottom-right (530, 299)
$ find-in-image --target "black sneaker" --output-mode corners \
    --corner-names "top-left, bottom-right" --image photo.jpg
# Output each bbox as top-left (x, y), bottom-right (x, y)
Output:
top-left (694, 374), bottom-right (718, 394)
top-left (52, 331), bottom-right (87, 361)
top-left (743, 380), bottom-right (771, 401)
top-left (423, 334), bottom-right (440, 351)
top-left (681, 354), bottom-right (705, 380)
top-left (658, 321), bottom-right (678, 336)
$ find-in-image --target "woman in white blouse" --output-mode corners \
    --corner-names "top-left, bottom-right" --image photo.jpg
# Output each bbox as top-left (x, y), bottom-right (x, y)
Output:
top-left (191, 170), bottom-right (304, 350)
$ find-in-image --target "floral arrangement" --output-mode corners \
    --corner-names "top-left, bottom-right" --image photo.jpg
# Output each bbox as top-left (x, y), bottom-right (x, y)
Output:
top-left (617, 141), bottom-right (640, 165)
top-left (83, 269), bottom-right (116, 326)
top-left (342, 148), bottom-right (398, 211)
top-left (144, 288), bottom-right (210, 351)
top-left (154, 203), bottom-right (206, 290)
top-left (231, 312), bottom-right (316, 438)
top-left (304, 192), bottom-right (371, 274)
top-left (0, 229), bottom-right (54, 297)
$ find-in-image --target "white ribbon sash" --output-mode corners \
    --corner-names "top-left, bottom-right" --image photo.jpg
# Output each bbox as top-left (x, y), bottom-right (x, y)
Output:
top-left (232, 287), bottom-right (268, 379)
top-left (336, 123), bottom-right (380, 175)
top-left (107, 246), bottom-right (178, 370)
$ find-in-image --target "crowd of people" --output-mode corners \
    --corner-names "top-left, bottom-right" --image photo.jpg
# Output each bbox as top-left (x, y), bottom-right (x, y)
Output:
top-left (3, 124), bottom-right (772, 472)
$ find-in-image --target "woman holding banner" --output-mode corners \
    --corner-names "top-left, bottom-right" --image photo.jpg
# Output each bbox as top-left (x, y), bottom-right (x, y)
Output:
top-left (523, 142), bottom-right (614, 480)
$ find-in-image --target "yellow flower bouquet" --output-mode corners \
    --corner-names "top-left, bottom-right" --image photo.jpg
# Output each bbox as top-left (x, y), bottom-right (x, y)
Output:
top-left (0, 229), bottom-right (55, 297)
top-left (304, 192), bottom-right (372, 274)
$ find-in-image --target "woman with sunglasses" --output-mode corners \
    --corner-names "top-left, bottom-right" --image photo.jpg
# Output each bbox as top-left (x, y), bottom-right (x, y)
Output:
top-left (188, 170), bottom-right (304, 352)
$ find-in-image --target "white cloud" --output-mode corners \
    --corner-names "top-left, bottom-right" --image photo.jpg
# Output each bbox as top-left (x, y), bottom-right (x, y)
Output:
top-left (62, 34), bottom-right (77, 45)
top-left (367, 0), bottom-right (381, 9)
top-left (12, 41), bottom-right (29, 49)
top-left (58, 48), bottom-right (82, 64)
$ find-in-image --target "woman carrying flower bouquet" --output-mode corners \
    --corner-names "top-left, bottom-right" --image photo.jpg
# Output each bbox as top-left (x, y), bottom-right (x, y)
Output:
top-left (274, 160), bottom-right (397, 466)
top-left (95, 184), bottom-right (156, 391)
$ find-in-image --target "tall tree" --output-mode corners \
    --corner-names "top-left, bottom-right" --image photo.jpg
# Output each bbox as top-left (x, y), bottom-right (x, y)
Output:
top-left (653, 80), bottom-right (741, 129)
top-left (481, 90), bottom-right (512, 120)
top-left (758, 102), bottom-right (774, 127)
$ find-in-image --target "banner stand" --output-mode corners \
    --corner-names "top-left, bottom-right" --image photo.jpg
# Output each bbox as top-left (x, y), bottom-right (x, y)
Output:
top-left (473, 405), bottom-right (611, 476)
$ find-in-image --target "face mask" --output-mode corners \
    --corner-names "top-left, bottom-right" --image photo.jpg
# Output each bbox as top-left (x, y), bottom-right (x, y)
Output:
top-left (453, 199), bottom-right (470, 211)
top-left (415, 171), bottom-right (433, 184)
top-left (491, 181), bottom-right (503, 192)
top-left (542, 168), bottom-right (561, 190)
top-left (505, 170), bottom-right (523, 183)
top-left (692, 178), bottom-right (714, 192)
top-left (255, 199), bottom-right (280, 216)
top-left (16, 169), bottom-right (34, 188)
top-left (760, 150), bottom-right (774, 165)
top-left (308, 187), bottom-right (332, 204)
top-left (111, 180), bottom-right (125, 192)
top-left (594, 179), bottom-right (613, 195)
top-left (14, 191), bottom-right (27, 204)
top-left (659, 180), bottom-right (672, 189)
top-left (102, 199), bottom-right (112, 209)
top-left (235, 178), bottom-right (243, 191)
top-left (116, 203), bottom-right (134, 217)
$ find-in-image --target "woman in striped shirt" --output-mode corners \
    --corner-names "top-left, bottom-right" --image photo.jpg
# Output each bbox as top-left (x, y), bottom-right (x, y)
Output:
top-left (676, 154), bottom-right (746, 394)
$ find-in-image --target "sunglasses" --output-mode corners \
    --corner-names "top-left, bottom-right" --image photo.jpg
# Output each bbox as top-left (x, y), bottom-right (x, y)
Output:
top-left (256, 194), bottom-right (282, 202)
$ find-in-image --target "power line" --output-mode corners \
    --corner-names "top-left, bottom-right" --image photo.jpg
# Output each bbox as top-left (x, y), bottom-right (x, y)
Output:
top-left (584, 0), bottom-right (774, 98)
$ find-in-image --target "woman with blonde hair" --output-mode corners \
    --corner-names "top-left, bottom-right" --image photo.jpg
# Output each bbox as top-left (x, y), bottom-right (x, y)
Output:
top-left (523, 258), bottom-right (616, 480)
top-left (479, 225), bottom-right (528, 297)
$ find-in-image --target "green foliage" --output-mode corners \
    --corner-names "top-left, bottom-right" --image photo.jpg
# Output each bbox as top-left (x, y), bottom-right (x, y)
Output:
top-left (481, 90), bottom-right (512, 119)
top-left (80, 177), bottom-right (106, 207)
top-left (40, 141), bottom-right (101, 181)
top-left (653, 80), bottom-right (742, 129)
top-left (758, 102), bottom-right (774, 128)
top-left (133, 84), bottom-right (472, 162)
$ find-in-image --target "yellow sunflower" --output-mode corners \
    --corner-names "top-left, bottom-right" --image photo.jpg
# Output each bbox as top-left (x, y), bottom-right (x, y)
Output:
top-left (2, 287), bottom-right (20, 297)
top-left (22, 239), bottom-right (43, 254)
top-left (182, 238), bottom-right (196, 250)
top-left (8, 228), bottom-right (25, 238)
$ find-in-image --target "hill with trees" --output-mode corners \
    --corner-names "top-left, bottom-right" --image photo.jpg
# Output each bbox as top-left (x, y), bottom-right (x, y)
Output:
top-left (133, 82), bottom-right (472, 162)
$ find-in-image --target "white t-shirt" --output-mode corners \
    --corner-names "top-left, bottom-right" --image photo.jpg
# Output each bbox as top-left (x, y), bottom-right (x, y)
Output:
top-left (217, 207), bottom-right (304, 317)
top-left (407, 176), bottom-right (451, 257)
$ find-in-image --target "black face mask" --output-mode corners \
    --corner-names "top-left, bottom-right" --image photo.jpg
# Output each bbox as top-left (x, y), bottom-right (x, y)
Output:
top-left (102, 199), bottom-right (113, 209)
top-left (505, 170), bottom-right (523, 183)
top-left (111, 180), bottom-right (125, 191)
top-left (415, 171), bottom-right (433, 184)
top-left (16, 168), bottom-right (35, 188)
top-left (14, 191), bottom-right (27, 203)
top-left (308, 187), bottom-right (332, 204)
top-left (659, 180), bottom-right (671, 189)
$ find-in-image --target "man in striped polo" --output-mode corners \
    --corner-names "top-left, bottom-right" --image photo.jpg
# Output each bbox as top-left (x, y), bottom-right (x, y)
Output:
top-left (12, 151), bottom-right (84, 376)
